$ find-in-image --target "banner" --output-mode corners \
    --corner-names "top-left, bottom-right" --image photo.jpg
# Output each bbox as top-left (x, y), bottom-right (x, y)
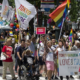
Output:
top-left (58, 51), bottom-right (80, 77)
top-left (41, 0), bottom-right (55, 9)
top-left (36, 27), bottom-right (46, 34)
top-left (15, 0), bottom-right (37, 30)
top-left (1, 0), bottom-right (9, 19)
top-left (7, 6), bottom-right (15, 22)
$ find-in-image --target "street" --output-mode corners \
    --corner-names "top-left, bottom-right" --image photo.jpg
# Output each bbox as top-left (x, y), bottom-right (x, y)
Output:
top-left (0, 66), bottom-right (80, 80)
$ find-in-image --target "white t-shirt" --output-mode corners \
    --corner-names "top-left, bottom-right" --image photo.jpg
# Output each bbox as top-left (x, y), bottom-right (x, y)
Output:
top-left (51, 45), bottom-right (58, 51)
top-left (12, 38), bottom-right (15, 44)
top-left (77, 32), bottom-right (80, 38)
top-left (37, 42), bottom-right (44, 56)
top-left (46, 48), bottom-right (54, 61)
top-left (57, 46), bottom-right (65, 52)
top-left (28, 42), bottom-right (35, 55)
top-left (25, 35), bottom-right (29, 41)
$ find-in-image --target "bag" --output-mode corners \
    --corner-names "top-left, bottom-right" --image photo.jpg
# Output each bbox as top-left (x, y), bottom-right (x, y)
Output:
top-left (1, 52), bottom-right (6, 60)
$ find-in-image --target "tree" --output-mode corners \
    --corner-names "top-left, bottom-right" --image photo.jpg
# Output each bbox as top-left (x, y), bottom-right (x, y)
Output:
top-left (70, 0), bottom-right (78, 22)
top-left (0, 0), bottom-right (2, 3)
top-left (8, 0), bottom-right (15, 7)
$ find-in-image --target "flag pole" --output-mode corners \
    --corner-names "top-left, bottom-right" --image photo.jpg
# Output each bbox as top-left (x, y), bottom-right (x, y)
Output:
top-left (34, 16), bottom-right (36, 37)
top-left (59, 18), bottom-right (64, 40)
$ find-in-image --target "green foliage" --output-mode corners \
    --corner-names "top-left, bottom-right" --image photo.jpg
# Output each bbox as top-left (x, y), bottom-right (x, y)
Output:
top-left (8, 0), bottom-right (15, 7)
top-left (70, 0), bottom-right (78, 22)
top-left (26, 0), bottom-right (41, 8)
top-left (0, 0), bottom-right (2, 3)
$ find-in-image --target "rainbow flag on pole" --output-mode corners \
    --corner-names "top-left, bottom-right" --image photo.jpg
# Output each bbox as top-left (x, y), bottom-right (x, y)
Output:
top-left (69, 29), bottom-right (74, 43)
top-left (49, 0), bottom-right (70, 28)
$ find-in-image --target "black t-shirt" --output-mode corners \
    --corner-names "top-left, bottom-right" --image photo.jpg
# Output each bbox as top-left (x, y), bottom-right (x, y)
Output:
top-left (23, 55), bottom-right (34, 65)
top-left (17, 46), bottom-right (25, 59)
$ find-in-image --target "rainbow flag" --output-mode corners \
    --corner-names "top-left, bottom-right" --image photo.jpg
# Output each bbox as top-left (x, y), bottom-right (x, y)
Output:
top-left (0, 39), bottom-right (5, 42)
top-left (69, 29), bottom-right (74, 43)
top-left (41, 0), bottom-right (54, 9)
top-left (49, 0), bottom-right (70, 28)
top-left (41, 0), bottom-right (54, 4)
top-left (9, 31), bottom-right (13, 36)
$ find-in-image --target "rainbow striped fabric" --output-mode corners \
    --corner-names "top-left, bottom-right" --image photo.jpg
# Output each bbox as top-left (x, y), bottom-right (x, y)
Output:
top-left (0, 39), bottom-right (5, 42)
top-left (69, 29), bottom-right (74, 43)
top-left (49, 0), bottom-right (70, 28)
top-left (9, 31), bottom-right (13, 36)
top-left (41, 0), bottom-right (55, 9)
top-left (41, 0), bottom-right (54, 4)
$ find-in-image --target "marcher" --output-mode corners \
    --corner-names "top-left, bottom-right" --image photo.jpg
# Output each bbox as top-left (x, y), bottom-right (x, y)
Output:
top-left (17, 39), bottom-right (26, 67)
top-left (37, 35), bottom-right (46, 75)
top-left (2, 39), bottom-right (17, 80)
top-left (44, 40), bottom-right (55, 80)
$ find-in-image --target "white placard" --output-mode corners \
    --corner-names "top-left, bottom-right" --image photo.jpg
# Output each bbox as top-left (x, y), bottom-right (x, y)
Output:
top-left (58, 51), bottom-right (80, 77)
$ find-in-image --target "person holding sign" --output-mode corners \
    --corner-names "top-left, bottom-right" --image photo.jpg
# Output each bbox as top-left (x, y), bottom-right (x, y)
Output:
top-left (43, 37), bottom-right (55, 80)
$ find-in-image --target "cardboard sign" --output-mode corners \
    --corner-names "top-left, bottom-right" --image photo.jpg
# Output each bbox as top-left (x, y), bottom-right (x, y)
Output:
top-left (36, 27), bottom-right (46, 34)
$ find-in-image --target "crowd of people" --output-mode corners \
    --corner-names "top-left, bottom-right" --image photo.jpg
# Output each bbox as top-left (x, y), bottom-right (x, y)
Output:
top-left (0, 28), bottom-right (80, 80)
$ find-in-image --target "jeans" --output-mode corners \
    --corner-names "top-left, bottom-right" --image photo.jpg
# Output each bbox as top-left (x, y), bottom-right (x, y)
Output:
top-left (15, 59), bottom-right (18, 72)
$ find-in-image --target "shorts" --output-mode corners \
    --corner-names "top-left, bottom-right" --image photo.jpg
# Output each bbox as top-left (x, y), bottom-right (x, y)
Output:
top-left (38, 57), bottom-right (45, 65)
top-left (46, 61), bottom-right (54, 71)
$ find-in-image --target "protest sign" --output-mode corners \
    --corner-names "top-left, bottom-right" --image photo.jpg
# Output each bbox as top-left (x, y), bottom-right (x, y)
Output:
top-left (58, 51), bottom-right (80, 77)
top-left (36, 27), bottom-right (46, 34)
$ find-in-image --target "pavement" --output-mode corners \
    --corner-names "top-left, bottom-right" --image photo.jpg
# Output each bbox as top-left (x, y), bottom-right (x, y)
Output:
top-left (0, 66), bottom-right (80, 80)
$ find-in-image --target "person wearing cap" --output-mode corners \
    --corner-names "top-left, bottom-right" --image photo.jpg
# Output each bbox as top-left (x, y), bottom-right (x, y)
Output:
top-left (2, 39), bottom-right (17, 80)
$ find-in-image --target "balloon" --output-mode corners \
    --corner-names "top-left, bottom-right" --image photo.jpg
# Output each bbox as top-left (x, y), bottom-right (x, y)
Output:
top-left (14, 20), bottom-right (18, 23)
top-left (15, 14), bottom-right (17, 18)
top-left (15, 18), bottom-right (17, 20)
top-left (14, 23), bottom-right (17, 26)
top-left (10, 23), bottom-right (14, 27)
top-left (16, 24), bottom-right (19, 28)
top-left (15, 28), bottom-right (19, 31)
top-left (13, 26), bottom-right (16, 29)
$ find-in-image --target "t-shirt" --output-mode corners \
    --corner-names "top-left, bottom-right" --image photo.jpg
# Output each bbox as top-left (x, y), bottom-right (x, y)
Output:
top-left (25, 35), bottom-right (29, 41)
top-left (56, 46), bottom-right (65, 55)
top-left (46, 48), bottom-right (54, 61)
top-left (28, 42), bottom-right (35, 56)
top-left (12, 38), bottom-right (15, 44)
top-left (14, 35), bottom-right (18, 43)
top-left (37, 42), bottom-right (44, 56)
top-left (17, 46), bottom-right (25, 59)
top-left (51, 45), bottom-right (58, 51)
top-left (57, 46), bottom-right (65, 52)
top-left (2, 46), bottom-right (13, 62)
